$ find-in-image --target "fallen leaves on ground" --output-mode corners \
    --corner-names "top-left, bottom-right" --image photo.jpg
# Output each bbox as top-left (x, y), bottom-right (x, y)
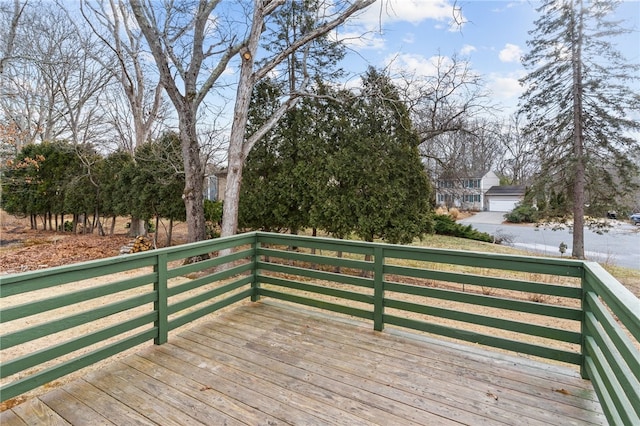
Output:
top-left (0, 227), bottom-right (131, 274)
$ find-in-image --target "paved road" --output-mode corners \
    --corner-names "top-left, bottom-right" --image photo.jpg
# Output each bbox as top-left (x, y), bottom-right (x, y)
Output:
top-left (459, 212), bottom-right (640, 270)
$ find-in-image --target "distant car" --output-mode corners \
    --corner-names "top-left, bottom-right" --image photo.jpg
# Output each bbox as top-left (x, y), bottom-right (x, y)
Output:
top-left (630, 213), bottom-right (640, 225)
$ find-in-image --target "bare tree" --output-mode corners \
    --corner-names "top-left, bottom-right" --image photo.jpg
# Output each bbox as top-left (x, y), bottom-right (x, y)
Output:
top-left (496, 114), bottom-right (537, 185)
top-left (80, 0), bottom-right (165, 152)
top-left (81, 0), bottom-right (171, 236)
top-left (129, 0), bottom-right (247, 243)
top-left (425, 119), bottom-right (503, 180)
top-left (0, 0), bottom-right (27, 75)
top-left (400, 54), bottom-right (495, 146)
top-left (391, 53), bottom-right (499, 185)
top-left (129, 0), bottom-right (375, 242)
top-left (1, 4), bottom-right (113, 149)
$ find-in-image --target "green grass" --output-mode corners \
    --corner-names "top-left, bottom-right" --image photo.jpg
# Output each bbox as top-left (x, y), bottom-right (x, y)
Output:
top-left (409, 233), bottom-right (640, 298)
top-left (303, 229), bottom-right (640, 298)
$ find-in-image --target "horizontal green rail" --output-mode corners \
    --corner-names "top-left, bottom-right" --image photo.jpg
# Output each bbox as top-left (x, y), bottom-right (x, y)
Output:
top-left (1, 231), bottom-right (638, 425)
top-left (251, 232), bottom-right (638, 425)
top-left (0, 232), bottom-right (257, 402)
top-left (582, 262), bottom-right (640, 426)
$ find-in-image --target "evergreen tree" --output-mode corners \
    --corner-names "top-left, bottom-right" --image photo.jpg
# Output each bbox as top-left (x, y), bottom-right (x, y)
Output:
top-left (133, 132), bottom-right (186, 233)
top-left (98, 150), bottom-right (135, 223)
top-left (2, 141), bottom-right (86, 230)
top-left (241, 72), bottom-right (433, 244)
top-left (323, 67), bottom-right (432, 244)
top-left (519, 0), bottom-right (640, 258)
top-left (239, 80), bottom-right (288, 232)
top-left (95, 150), bottom-right (134, 235)
top-left (240, 79), bottom-right (324, 234)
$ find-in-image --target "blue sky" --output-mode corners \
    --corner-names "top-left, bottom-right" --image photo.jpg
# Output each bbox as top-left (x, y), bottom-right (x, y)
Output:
top-left (337, 0), bottom-right (640, 116)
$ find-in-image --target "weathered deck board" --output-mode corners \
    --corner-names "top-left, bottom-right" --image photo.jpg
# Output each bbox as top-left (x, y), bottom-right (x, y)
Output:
top-left (1, 397), bottom-right (70, 426)
top-left (2, 301), bottom-right (605, 425)
top-left (187, 303), bottom-right (603, 425)
top-left (228, 304), bottom-right (603, 423)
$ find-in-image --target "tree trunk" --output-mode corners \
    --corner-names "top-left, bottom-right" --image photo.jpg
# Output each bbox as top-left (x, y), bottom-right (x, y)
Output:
top-left (167, 217), bottom-right (174, 247)
top-left (221, 151), bottom-right (245, 237)
top-left (179, 108), bottom-right (207, 244)
top-left (129, 217), bottom-right (146, 237)
top-left (96, 208), bottom-right (105, 236)
top-left (154, 215), bottom-right (159, 248)
top-left (97, 217), bottom-right (105, 236)
top-left (571, 0), bottom-right (585, 259)
top-left (220, 3), bottom-right (263, 238)
top-left (110, 215), bottom-right (116, 235)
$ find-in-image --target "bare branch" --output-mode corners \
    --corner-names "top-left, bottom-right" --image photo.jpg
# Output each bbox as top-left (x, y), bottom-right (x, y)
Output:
top-left (0, 0), bottom-right (28, 75)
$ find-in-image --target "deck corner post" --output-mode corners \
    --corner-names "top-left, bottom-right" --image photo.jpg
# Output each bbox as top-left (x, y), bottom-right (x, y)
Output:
top-left (154, 252), bottom-right (168, 345)
top-left (251, 234), bottom-right (261, 303)
top-left (579, 265), bottom-right (589, 380)
top-left (373, 245), bottom-right (384, 331)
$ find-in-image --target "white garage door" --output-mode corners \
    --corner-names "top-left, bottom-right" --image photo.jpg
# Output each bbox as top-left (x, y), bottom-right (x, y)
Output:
top-left (489, 198), bottom-right (520, 212)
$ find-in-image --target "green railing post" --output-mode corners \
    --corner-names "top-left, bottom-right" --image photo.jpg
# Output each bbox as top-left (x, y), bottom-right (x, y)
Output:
top-left (154, 252), bottom-right (168, 345)
top-left (251, 235), bottom-right (261, 302)
top-left (580, 265), bottom-right (589, 379)
top-left (373, 246), bottom-right (384, 331)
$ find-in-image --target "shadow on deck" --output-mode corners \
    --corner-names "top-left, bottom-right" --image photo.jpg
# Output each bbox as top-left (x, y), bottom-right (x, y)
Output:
top-left (1, 302), bottom-right (604, 425)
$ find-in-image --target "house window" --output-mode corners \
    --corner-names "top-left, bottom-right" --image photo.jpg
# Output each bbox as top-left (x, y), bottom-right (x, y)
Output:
top-left (462, 194), bottom-right (481, 203)
top-left (462, 179), bottom-right (480, 188)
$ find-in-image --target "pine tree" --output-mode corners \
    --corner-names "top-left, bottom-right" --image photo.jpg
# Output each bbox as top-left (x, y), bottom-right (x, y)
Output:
top-left (519, 0), bottom-right (640, 259)
top-left (319, 67), bottom-right (433, 244)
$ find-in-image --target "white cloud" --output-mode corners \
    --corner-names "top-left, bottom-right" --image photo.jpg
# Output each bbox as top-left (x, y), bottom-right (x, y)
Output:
top-left (384, 52), bottom-right (454, 78)
top-left (491, 0), bottom-right (526, 13)
top-left (331, 29), bottom-right (386, 50)
top-left (402, 33), bottom-right (415, 44)
top-left (355, 0), bottom-right (465, 28)
top-left (460, 44), bottom-right (477, 56)
top-left (499, 43), bottom-right (523, 63)
top-left (486, 72), bottom-right (526, 113)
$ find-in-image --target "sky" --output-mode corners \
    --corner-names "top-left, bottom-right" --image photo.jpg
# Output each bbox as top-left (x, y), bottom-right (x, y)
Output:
top-left (335, 0), bottom-right (640, 117)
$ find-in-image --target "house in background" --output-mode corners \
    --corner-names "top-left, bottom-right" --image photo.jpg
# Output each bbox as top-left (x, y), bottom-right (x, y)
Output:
top-left (435, 171), bottom-right (525, 212)
top-left (484, 185), bottom-right (527, 212)
top-left (204, 169), bottom-right (227, 201)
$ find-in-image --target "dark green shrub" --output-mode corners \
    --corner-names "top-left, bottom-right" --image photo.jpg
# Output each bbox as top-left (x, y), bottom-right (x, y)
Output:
top-left (433, 215), bottom-right (493, 243)
top-left (504, 204), bottom-right (540, 223)
top-left (204, 199), bottom-right (223, 239)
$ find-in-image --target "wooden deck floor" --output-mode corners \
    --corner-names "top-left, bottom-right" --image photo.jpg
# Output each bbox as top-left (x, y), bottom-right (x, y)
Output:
top-left (1, 301), bottom-right (605, 425)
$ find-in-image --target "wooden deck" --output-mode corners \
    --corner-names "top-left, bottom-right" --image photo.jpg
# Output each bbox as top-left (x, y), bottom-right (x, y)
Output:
top-left (1, 301), bottom-right (605, 425)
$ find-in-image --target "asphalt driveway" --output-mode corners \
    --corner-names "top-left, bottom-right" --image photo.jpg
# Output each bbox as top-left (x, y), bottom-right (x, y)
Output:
top-left (458, 212), bottom-right (507, 225)
top-left (456, 212), bottom-right (639, 269)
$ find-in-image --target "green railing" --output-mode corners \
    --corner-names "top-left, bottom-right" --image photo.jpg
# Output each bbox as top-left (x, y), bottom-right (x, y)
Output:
top-left (1, 232), bottom-right (638, 425)
top-left (582, 263), bottom-right (640, 425)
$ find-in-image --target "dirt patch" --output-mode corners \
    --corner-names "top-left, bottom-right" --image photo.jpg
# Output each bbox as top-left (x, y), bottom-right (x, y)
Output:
top-left (0, 212), bottom-right (188, 274)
